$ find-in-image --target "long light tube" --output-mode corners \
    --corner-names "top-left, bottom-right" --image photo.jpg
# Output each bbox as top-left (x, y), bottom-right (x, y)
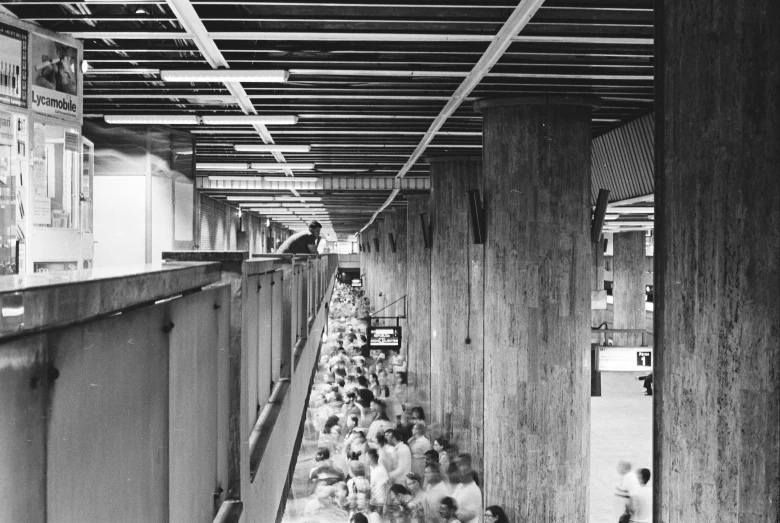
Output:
top-left (264, 176), bottom-right (318, 182)
top-left (196, 163), bottom-right (315, 171)
top-left (104, 115), bottom-right (298, 126)
top-left (234, 144), bottom-right (311, 152)
top-left (104, 114), bottom-right (199, 125)
top-left (160, 69), bottom-right (289, 83)
top-left (207, 176), bottom-right (318, 183)
top-left (200, 115), bottom-right (298, 125)
top-left (226, 196), bottom-right (322, 202)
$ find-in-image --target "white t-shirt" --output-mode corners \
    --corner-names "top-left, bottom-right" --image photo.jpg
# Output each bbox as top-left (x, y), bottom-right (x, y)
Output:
top-left (369, 463), bottom-right (389, 505)
top-left (453, 481), bottom-right (482, 523)
top-left (630, 484), bottom-right (652, 522)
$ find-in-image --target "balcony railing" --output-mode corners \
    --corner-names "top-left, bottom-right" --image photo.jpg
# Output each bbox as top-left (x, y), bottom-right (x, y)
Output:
top-left (0, 253), bottom-right (338, 523)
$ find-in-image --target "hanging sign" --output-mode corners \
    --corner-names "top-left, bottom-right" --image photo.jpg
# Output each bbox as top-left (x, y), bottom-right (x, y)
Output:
top-left (0, 21), bottom-right (28, 109)
top-left (29, 33), bottom-right (80, 121)
top-left (597, 346), bottom-right (653, 372)
top-left (368, 326), bottom-right (402, 351)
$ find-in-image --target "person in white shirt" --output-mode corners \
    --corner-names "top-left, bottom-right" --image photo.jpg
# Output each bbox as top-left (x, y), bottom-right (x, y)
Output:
top-left (367, 448), bottom-right (389, 513)
top-left (385, 429), bottom-right (412, 484)
top-left (422, 463), bottom-right (450, 523)
top-left (614, 460), bottom-right (640, 520)
top-left (629, 468), bottom-right (652, 523)
top-left (452, 471), bottom-right (482, 523)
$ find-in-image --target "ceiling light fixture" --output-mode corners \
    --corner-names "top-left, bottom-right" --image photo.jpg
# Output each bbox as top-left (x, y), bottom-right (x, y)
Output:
top-left (234, 144), bottom-right (311, 153)
top-left (196, 163), bottom-right (315, 171)
top-left (104, 115), bottom-right (200, 125)
top-left (264, 176), bottom-right (318, 183)
top-left (104, 115), bottom-right (298, 126)
top-left (160, 69), bottom-right (289, 83)
top-left (200, 115), bottom-right (298, 126)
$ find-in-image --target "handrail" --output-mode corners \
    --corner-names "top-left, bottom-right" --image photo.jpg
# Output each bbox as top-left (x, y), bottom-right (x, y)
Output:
top-left (248, 378), bottom-right (291, 479)
top-left (213, 500), bottom-right (243, 523)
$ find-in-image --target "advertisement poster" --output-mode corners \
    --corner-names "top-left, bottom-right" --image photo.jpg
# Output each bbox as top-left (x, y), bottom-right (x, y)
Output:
top-left (29, 33), bottom-right (80, 121)
top-left (0, 21), bottom-right (28, 109)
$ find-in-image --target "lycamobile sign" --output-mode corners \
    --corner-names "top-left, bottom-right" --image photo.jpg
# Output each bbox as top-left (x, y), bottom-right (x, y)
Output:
top-left (33, 92), bottom-right (77, 114)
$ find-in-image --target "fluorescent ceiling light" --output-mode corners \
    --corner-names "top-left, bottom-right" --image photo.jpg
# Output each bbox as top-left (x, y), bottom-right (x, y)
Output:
top-left (196, 163), bottom-right (315, 171)
top-left (207, 176), bottom-right (318, 183)
top-left (275, 196), bottom-right (322, 201)
top-left (160, 69), bottom-right (289, 83)
top-left (264, 176), bottom-right (318, 183)
top-left (200, 115), bottom-right (298, 126)
top-left (234, 144), bottom-right (311, 153)
top-left (251, 163), bottom-right (314, 170)
top-left (104, 114), bottom-right (199, 125)
top-left (226, 196), bottom-right (275, 202)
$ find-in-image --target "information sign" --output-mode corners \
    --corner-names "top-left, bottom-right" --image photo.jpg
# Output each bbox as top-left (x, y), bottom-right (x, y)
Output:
top-left (351, 279), bottom-right (362, 288)
top-left (368, 326), bottom-right (402, 351)
top-left (597, 346), bottom-right (653, 372)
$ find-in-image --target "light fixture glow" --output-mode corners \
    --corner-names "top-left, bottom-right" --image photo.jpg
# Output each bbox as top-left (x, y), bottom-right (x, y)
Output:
top-left (196, 163), bottom-right (315, 171)
top-left (226, 196), bottom-right (275, 202)
top-left (234, 144), bottom-right (311, 153)
top-left (104, 114), bottom-right (199, 125)
top-left (200, 115), bottom-right (298, 126)
top-left (160, 69), bottom-right (289, 83)
top-left (250, 163), bottom-right (315, 171)
top-left (264, 176), bottom-right (318, 182)
top-left (274, 196), bottom-right (322, 202)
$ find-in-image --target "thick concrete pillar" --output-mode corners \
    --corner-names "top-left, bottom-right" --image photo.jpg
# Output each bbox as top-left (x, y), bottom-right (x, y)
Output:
top-left (476, 97), bottom-right (595, 522)
top-left (613, 231), bottom-right (646, 346)
top-left (406, 196), bottom-right (431, 417)
top-left (429, 156), bottom-right (484, 468)
top-left (656, 1), bottom-right (779, 520)
top-left (387, 209), bottom-right (408, 353)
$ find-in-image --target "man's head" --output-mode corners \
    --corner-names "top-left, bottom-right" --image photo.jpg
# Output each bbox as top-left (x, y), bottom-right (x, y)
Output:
top-left (424, 450), bottom-right (439, 467)
top-left (389, 484), bottom-right (410, 504)
top-left (315, 447), bottom-right (330, 462)
top-left (457, 453), bottom-right (473, 475)
top-left (367, 448), bottom-right (379, 465)
top-left (308, 220), bottom-right (322, 237)
top-left (617, 460), bottom-right (632, 476)
top-left (424, 463), bottom-right (442, 485)
top-left (439, 497), bottom-right (458, 520)
top-left (637, 468), bottom-right (651, 485)
top-left (385, 429), bottom-right (401, 445)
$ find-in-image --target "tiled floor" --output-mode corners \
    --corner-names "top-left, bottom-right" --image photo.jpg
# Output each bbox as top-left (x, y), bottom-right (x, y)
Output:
top-left (590, 372), bottom-right (653, 523)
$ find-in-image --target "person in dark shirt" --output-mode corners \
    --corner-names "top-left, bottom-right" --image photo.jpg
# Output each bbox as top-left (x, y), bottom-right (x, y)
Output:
top-left (276, 220), bottom-right (322, 254)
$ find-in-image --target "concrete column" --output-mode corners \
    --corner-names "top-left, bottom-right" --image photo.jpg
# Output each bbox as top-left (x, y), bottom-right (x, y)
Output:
top-left (406, 196), bottom-right (431, 417)
top-left (656, 1), bottom-right (779, 519)
top-left (429, 156), bottom-right (484, 470)
top-left (387, 209), bottom-right (408, 353)
top-left (613, 231), bottom-right (646, 346)
top-left (476, 97), bottom-right (595, 522)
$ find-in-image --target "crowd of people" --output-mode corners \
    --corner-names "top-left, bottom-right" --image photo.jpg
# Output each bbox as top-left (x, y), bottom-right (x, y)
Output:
top-left (286, 282), bottom-right (510, 523)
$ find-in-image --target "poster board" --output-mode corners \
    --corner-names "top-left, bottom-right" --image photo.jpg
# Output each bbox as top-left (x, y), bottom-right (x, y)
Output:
top-left (29, 31), bottom-right (81, 122)
top-left (0, 21), bottom-right (27, 109)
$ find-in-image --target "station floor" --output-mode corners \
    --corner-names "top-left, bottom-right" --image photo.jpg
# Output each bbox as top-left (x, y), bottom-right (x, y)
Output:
top-left (281, 361), bottom-right (652, 522)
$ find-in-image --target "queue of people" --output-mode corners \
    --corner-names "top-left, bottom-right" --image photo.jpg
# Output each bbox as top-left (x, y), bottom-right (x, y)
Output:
top-left (287, 282), bottom-right (511, 523)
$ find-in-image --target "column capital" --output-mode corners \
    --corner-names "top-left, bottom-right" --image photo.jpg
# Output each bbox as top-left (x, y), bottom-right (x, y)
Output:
top-left (473, 95), bottom-right (602, 112)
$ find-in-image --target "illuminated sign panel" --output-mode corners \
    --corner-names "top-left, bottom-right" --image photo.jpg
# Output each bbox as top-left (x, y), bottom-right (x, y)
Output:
top-left (368, 326), bottom-right (402, 351)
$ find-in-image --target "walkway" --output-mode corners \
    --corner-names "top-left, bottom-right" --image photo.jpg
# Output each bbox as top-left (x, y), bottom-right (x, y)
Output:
top-left (279, 284), bottom-right (653, 522)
